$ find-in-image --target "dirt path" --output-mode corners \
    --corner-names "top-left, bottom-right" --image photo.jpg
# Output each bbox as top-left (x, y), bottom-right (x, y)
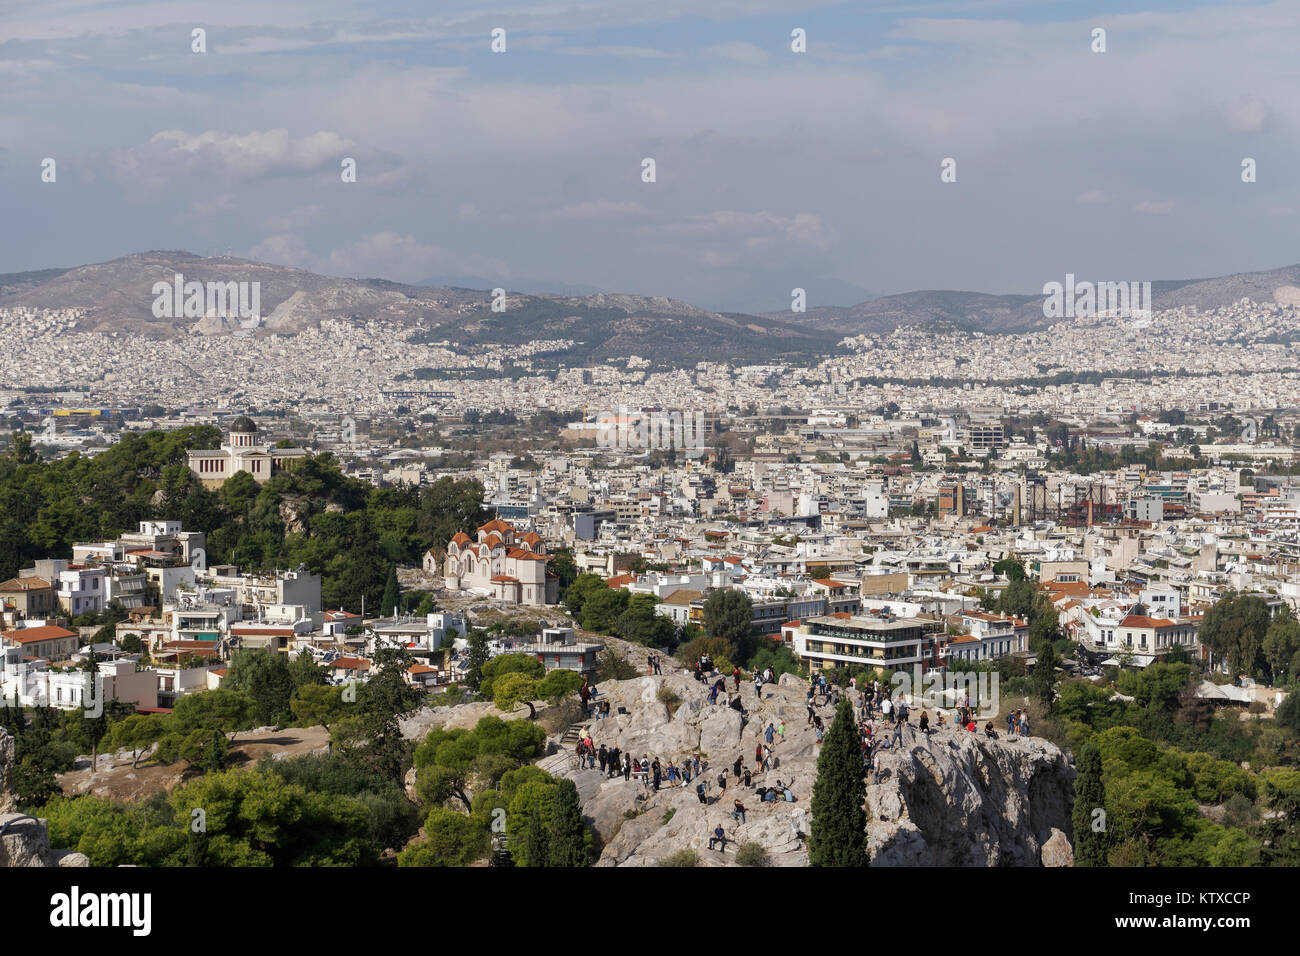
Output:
top-left (56, 725), bottom-right (332, 803)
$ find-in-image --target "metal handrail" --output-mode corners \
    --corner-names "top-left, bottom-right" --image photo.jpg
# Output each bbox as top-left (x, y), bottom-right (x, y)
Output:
top-left (0, 814), bottom-right (40, 837)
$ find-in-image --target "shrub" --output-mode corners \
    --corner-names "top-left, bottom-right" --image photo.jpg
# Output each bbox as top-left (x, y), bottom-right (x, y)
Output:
top-left (736, 842), bottom-right (769, 867)
top-left (659, 849), bottom-right (699, 867)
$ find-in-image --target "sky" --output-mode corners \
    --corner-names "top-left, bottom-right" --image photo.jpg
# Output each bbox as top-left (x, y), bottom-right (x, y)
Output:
top-left (1, 0), bottom-right (1297, 313)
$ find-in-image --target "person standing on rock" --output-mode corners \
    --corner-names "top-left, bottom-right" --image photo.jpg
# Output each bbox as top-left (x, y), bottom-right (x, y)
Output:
top-left (1007, 711), bottom-right (1016, 736)
top-left (623, 753), bottom-right (632, 781)
top-left (762, 744), bottom-right (772, 771)
top-left (608, 746), bottom-right (621, 779)
top-left (806, 700), bottom-right (816, 725)
top-left (696, 779), bottom-right (709, 804)
top-left (881, 695), bottom-right (893, 724)
top-left (765, 723), bottom-right (776, 746)
top-left (718, 769), bottom-right (728, 795)
top-left (580, 680), bottom-right (591, 716)
top-left (734, 755), bottom-right (744, 779)
top-left (598, 744), bottom-right (609, 774)
top-left (919, 711), bottom-right (930, 736)
top-left (652, 759), bottom-right (662, 792)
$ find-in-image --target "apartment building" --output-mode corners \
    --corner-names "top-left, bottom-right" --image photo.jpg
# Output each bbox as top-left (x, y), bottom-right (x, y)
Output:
top-left (791, 612), bottom-right (943, 675)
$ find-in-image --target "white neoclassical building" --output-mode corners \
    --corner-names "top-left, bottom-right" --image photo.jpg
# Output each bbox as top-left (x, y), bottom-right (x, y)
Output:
top-left (187, 416), bottom-right (308, 489)
top-left (434, 518), bottom-right (558, 606)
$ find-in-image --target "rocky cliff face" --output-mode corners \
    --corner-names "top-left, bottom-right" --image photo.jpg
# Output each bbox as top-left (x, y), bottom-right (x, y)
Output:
top-left (868, 727), bottom-right (1074, 866)
top-left (534, 670), bottom-right (1075, 867)
top-left (0, 725), bottom-right (15, 815)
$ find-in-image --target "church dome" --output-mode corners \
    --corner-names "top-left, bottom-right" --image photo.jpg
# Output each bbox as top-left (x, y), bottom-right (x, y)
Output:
top-left (228, 416), bottom-right (258, 433)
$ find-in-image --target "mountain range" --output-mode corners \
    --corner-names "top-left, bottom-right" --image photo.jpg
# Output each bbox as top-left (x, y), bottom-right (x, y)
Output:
top-left (2, 252), bottom-right (1299, 366)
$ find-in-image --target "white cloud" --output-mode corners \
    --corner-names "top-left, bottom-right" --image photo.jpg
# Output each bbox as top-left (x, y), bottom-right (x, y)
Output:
top-left (700, 41), bottom-right (769, 66)
top-left (556, 200), bottom-right (651, 220)
top-left (1134, 200), bottom-right (1175, 215)
top-left (112, 128), bottom-right (352, 181)
top-left (1224, 93), bottom-right (1269, 133)
top-left (1075, 189), bottom-right (1109, 204)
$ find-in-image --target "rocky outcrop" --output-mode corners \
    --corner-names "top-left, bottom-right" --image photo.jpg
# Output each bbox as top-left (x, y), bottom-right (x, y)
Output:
top-left (0, 726), bottom-right (15, 814)
top-left (0, 814), bottom-right (90, 868)
top-left (533, 668), bottom-right (1074, 867)
top-left (867, 727), bottom-right (1075, 866)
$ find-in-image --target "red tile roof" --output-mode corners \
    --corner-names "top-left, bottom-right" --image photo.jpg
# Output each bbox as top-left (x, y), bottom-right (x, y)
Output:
top-left (2, 625), bottom-right (77, 644)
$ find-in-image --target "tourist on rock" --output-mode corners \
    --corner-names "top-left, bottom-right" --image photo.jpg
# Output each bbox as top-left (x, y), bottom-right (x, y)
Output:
top-left (732, 799), bottom-right (746, 825)
top-left (919, 711), bottom-right (930, 736)
top-left (709, 824), bottom-right (728, 852)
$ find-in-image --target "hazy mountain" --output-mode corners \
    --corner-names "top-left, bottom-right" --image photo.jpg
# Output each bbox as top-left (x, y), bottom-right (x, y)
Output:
top-left (766, 265), bottom-right (1300, 334)
top-left (0, 251), bottom-right (838, 365)
top-left (417, 274), bottom-right (605, 298)
top-left (5, 252), bottom-right (1300, 365)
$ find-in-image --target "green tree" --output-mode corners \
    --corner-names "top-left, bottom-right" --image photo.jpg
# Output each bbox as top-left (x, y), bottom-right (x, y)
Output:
top-left (479, 653), bottom-right (545, 698)
top-left (462, 629), bottom-right (491, 693)
top-left (536, 668), bottom-right (585, 706)
top-left (493, 672), bottom-right (541, 720)
top-left (171, 688), bottom-right (257, 742)
top-left (1072, 742), bottom-right (1108, 867)
top-left (1199, 593), bottom-right (1270, 678)
top-left (809, 697), bottom-right (868, 866)
top-left (398, 808), bottom-right (489, 866)
top-left (703, 589), bottom-right (756, 662)
top-left (380, 564), bottom-right (401, 617)
top-left (225, 648), bottom-right (295, 726)
top-left (1033, 641), bottom-right (1059, 712)
top-left (547, 778), bottom-right (588, 866)
top-left (290, 683), bottom-right (349, 734)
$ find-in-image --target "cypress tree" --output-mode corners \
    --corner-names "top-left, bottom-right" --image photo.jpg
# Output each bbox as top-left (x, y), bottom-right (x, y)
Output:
top-left (1033, 640), bottom-right (1058, 712)
top-left (809, 696), bottom-right (868, 866)
top-left (522, 800), bottom-right (549, 867)
top-left (1072, 741), bottom-right (1108, 866)
top-left (547, 778), bottom-right (588, 866)
top-left (381, 565), bottom-right (401, 617)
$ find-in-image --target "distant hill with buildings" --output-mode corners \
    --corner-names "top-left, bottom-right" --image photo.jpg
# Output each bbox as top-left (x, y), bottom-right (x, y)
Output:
top-left (5, 252), bottom-right (1300, 362)
top-left (772, 264), bottom-right (1300, 335)
top-left (0, 251), bottom-right (838, 365)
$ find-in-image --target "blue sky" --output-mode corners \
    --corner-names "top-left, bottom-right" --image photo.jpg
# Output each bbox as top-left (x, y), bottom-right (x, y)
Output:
top-left (1, 0), bottom-right (1295, 313)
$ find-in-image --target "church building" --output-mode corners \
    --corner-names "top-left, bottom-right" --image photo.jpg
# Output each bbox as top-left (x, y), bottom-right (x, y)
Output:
top-left (434, 518), bottom-right (558, 606)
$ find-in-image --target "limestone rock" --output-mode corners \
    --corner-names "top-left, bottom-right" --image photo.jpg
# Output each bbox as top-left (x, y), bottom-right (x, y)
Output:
top-left (0, 726), bottom-right (14, 814)
top-left (1041, 827), bottom-right (1074, 867)
top-left (866, 727), bottom-right (1075, 866)
top-left (0, 814), bottom-right (83, 867)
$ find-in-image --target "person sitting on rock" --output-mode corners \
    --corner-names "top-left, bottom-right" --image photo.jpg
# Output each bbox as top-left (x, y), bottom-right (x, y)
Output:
top-left (984, 722), bottom-right (998, 739)
top-left (709, 824), bottom-right (728, 852)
